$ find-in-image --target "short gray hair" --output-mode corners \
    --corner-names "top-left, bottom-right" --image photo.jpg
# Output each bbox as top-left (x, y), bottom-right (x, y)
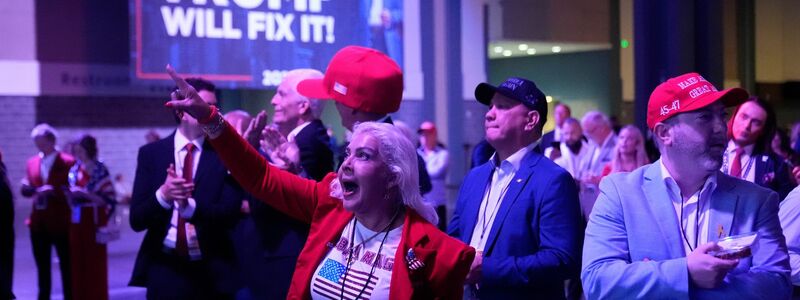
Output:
top-left (581, 110), bottom-right (611, 130)
top-left (285, 69), bottom-right (324, 119)
top-left (329, 122), bottom-right (438, 224)
top-left (31, 123), bottom-right (58, 141)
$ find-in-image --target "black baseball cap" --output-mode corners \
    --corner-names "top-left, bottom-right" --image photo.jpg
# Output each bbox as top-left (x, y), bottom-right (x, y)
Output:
top-left (475, 77), bottom-right (547, 113)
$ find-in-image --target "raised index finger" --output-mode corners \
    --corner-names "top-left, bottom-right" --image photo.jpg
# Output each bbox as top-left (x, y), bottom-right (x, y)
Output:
top-left (166, 64), bottom-right (193, 95)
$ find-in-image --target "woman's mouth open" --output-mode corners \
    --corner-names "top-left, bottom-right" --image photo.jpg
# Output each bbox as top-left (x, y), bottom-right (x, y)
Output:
top-left (341, 180), bottom-right (359, 197)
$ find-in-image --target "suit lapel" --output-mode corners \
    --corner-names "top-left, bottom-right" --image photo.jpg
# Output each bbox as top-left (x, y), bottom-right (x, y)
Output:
top-left (29, 156), bottom-right (43, 186)
top-left (154, 133), bottom-right (177, 187)
top-left (753, 154), bottom-right (765, 185)
top-left (483, 152), bottom-right (538, 254)
top-left (641, 162), bottom-right (684, 257)
top-left (460, 164), bottom-right (493, 242)
top-left (193, 141), bottom-right (214, 186)
top-left (707, 173), bottom-right (738, 242)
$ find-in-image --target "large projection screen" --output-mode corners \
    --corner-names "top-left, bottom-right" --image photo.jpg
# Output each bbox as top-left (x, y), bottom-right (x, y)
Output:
top-left (130, 0), bottom-right (405, 89)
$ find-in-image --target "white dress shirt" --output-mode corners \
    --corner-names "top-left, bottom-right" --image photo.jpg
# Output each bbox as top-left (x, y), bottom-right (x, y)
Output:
top-left (287, 121), bottom-right (312, 143)
top-left (39, 151), bottom-right (58, 183)
top-left (722, 140), bottom-right (755, 183)
top-left (587, 133), bottom-right (617, 177)
top-left (554, 140), bottom-right (591, 179)
top-left (469, 142), bottom-right (538, 251)
top-left (155, 130), bottom-right (204, 218)
top-left (661, 160), bottom-right (718, 255)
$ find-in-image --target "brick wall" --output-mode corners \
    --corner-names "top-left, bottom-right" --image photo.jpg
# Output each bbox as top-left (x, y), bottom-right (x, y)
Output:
top-left (0, 96), bottom-right (37, 213)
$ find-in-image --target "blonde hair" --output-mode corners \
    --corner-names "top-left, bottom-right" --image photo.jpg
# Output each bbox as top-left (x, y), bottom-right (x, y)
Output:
top-left (329, 122), bottom-right (438, 224)
top-left (610, 125), bottom-right (649, 173)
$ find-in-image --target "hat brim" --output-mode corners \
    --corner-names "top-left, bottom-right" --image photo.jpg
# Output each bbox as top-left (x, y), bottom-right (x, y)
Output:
top-left (681, 87), bottom-right (749, 114)
top-left (475, 82), bottom-right (534, 108)
top-left (475, 83), bottom-right (497, 106)
top-left (297, 78), bottom-right (333, 100)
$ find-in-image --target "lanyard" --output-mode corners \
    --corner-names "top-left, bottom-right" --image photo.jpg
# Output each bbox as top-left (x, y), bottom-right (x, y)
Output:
top-left (478, 168), bottom-right (512, 249)
top-left (722, 150), bottom-right (754, 180)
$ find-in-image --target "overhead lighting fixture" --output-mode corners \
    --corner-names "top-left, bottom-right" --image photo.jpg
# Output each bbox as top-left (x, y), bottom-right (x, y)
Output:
top-left (493, 46), bottom-right (503, 53)
top-left (502, 50), bottom-right (512, 57)
top-left (546, 96), bottom-right (553, 103)
top-left (527, 48), bottom-right (536, 55)
top-left (552, 46), bottom-right (562, 53)
top-left (518, 44), bottom-right (528, 51)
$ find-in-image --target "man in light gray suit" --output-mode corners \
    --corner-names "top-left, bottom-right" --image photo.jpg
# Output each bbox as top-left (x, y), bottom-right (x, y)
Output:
top-left (582, 72), bottom-right (791, 299)
top-left (578, 111), bottom-right (617, 220)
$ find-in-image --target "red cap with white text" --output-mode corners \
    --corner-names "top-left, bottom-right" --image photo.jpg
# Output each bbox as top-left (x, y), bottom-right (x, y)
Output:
top-left (646, 72), bottom-right (748, 129)
top-left (296, 46), bottom-right (403, 115)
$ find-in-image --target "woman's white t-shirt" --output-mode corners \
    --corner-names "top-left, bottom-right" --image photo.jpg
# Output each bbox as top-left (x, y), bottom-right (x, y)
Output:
top-left (310, 219), bottom-right (402, 300)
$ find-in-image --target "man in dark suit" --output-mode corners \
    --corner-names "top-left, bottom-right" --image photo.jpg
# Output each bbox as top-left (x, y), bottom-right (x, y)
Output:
top-left (270, 69), bottom-right (334, 181)
top-left (724, 98), bottom-right (796, 199)
top-left (295, 46), bottom-right (432, 194)
top-left (21, 124), bottom-right (76, 300)
top-left (0, 152), bottom-right (14, 300)
top-left (129, 78), bottom-right (243, 299)
top-left (539, 101), bottom-right (571, 153)
top-left (448, 77), bottom-right (583, 299)
top-left (233, 69), bottom-right (335, 299)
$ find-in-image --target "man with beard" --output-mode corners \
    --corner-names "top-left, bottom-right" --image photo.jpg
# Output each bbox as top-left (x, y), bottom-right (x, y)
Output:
top-left (582, 73), bottom-right (791, 299)
top-left (554, 118), bottom-right (591, 179)
top-left (723, 98), bottom-right (796, 199)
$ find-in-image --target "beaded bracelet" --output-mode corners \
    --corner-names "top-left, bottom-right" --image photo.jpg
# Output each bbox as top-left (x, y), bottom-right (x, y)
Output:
top-left (201, 112), bottom-right (226, 137)
top-left (198, 105), bottom-right (218, 124)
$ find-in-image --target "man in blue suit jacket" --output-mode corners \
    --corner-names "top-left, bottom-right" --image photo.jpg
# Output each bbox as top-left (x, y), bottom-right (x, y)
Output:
top-left (582, 72), bottom-right (791, 299)
top-left (449, 77), bottom-right (583, 299)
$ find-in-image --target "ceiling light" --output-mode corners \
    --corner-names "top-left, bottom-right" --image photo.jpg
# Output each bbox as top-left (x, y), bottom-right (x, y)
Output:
top-left (493, 46), bottom-right (503, 53)
top-left (502, 50), bottom-right (512, 57)
top-left (527, 48), bottom-right (536, 55)
top-left (518, 44), bottom-right (528, 51)
top-left (552, 46), bottom-right (562, 53)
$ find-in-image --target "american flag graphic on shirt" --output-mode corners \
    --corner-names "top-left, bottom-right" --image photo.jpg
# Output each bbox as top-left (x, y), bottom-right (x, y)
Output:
top-left (312, 259), bottom-right (379, 300)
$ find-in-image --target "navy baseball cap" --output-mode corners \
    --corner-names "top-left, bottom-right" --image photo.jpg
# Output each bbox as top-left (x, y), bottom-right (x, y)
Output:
top-left (475, 77), bottom-right (547, 113)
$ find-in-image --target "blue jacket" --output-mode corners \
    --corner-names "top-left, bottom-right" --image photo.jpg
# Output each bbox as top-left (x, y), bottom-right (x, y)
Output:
top-left (449, 150), bottom-right (583, 299)
top-left (582, 161), bottom-right (791, 299)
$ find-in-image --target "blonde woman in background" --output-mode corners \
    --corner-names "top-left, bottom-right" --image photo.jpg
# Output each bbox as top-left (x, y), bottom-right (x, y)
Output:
top-left (601, 125), bottom-right (650, 177)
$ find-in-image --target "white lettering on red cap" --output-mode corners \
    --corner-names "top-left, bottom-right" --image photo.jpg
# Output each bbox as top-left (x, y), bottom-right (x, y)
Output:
top-left (689, 85), bottom-right (713, 98)
top-left (660, 99), bottom-right (681, 116)
top-left (676, 77), bottom-right (699, 89)
top-left (334, 82), bottom-right (348, 95)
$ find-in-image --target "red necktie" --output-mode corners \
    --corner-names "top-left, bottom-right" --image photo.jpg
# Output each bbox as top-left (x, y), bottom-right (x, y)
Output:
top-left (730, 148), bottom-right (744, 178)
top-left (176, 143), bottom-right (195, 257)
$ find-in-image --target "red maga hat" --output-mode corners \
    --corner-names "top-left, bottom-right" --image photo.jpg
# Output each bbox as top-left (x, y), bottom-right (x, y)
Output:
top-left (297, 46), bottom-right (403, 115)
top-left (647, 72), bottom-right (748, 129)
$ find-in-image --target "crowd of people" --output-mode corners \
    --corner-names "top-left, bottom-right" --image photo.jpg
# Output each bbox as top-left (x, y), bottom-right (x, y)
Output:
top-left (0, 125), bottom-right (117, 300)
top-left (3, 44), bottom-right (800, 300)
